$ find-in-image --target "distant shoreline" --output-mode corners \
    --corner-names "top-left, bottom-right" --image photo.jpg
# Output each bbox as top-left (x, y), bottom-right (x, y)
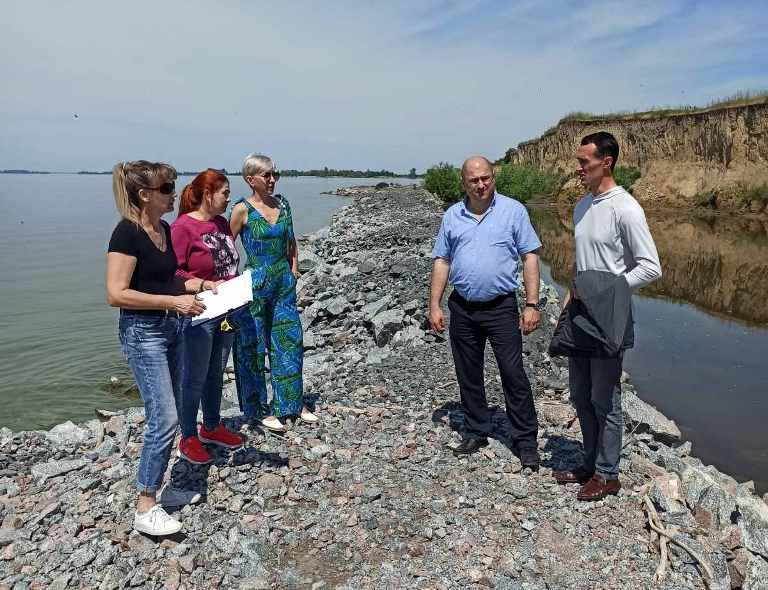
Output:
top-left (2, 169), bottom-right (423, 179)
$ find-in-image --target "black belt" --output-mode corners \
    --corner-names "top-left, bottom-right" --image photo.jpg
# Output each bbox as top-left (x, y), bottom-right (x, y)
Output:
top-left (449, 291), bottom-right (516, 310)
top-left (120, 309), bottom-right (183, 318)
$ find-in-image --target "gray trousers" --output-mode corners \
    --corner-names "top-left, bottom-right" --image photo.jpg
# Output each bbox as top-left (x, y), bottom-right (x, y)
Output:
top-left (569, 355), bottom-right (623, 479)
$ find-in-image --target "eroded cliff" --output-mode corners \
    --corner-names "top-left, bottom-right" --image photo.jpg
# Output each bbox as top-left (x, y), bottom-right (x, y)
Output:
top-left (506, 102), bottom-right (768, 213)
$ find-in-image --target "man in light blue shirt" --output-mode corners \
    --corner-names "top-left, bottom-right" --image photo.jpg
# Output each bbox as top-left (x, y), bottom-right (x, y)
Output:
top-left (429, 156), bottom-right (544, 467)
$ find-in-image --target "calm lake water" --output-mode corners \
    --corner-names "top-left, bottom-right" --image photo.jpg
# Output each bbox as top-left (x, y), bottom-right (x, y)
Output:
top-left (531, 206), bottom-right (768, 493)
top-left (0, 173), bottom-right (398, 431)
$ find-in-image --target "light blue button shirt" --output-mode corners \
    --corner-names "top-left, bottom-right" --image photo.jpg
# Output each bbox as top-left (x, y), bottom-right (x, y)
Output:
top-left (431, 193), bottom-right (541, 302)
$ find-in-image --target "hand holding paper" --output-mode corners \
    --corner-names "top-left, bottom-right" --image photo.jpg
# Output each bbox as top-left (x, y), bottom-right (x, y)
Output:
top-left (190, 270), bottom-right (253, 326)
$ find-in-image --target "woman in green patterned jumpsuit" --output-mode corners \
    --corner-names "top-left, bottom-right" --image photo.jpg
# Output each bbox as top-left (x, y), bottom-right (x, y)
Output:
top-left (230, 153), bottom-right (319, 432)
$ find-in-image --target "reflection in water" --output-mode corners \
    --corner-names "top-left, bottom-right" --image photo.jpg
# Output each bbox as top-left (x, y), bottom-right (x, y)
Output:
top-left (530, 206), bottom-right (768, 325)
top-left (531, 205), bottom-right (768, 493)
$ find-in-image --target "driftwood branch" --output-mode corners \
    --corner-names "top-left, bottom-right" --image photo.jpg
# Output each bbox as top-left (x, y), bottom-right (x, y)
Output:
top-left (642, 495), bottom-right (714, 588)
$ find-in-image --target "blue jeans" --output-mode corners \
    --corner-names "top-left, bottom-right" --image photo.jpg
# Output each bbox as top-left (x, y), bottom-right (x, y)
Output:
top-left (119, 311), bottom-right (188, 493)
top-left (181, 320), bottom-right (234, 438)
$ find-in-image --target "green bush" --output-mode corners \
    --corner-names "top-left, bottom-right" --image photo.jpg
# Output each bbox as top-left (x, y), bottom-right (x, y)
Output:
top-left (614, 166), bottom-right (641, 192)
top-left (494, 163), bottom-right (561, 202)
top-left (738, 183), bottom-right (768, 203)
top-left (424, 162), bottom-right (461, 203)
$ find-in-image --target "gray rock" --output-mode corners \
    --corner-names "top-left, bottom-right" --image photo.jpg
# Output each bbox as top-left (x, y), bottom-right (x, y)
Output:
top-left (366, 346), bottom-right (391, 364)
top-left (311, 444), bottom-right (332, 458)
top-left (70, 546), bottom-right (96, 568)
top-left (46, 421), bottom-right (91, 446)
top-left (743, 553), bottom-right (768, 590)
top-left (679, 463), bottom-right (737, 529)
top-left (303, 330), bottom-right (317, 350)
top-left (372, 308), bottom-right (404, 346)
top-left (49, 574), bottom-right (71, 590)
top-left (257, 473), bottom-right (283, 490)
top-left (0, 427), bottom-right (12, 447)
top-left (358, 261), bottom-right (375, 274)
top-left (737, 494), bottom-right (768, 559)
top-left (392, 325), bottom-right (425, 346)
top-left (30, 458), bottom-right (89, 481)
top-left (325, 295), bottom-right (350, 317)
top-left (622, 390), bottom-right (681, 444)
top-left (361, 296), bottom-right (392, 321)
top-left (0, 529), bottom-right (16, 547)
top-left (301, 300), bottom-right (324, 330)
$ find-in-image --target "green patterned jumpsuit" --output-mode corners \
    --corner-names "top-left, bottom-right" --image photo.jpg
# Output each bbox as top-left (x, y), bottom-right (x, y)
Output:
top-left (232, 196), bottom-right (305, 419)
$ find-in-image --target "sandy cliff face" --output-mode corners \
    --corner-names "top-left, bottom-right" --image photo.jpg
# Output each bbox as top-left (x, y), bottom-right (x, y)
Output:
top-left (506, 103), bottom-right (768, 212)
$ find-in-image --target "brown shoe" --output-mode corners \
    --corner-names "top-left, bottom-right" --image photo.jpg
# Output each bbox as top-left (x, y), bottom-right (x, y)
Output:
top-left (577, 475), bottom-right (621, 501)
top-left (553, 466), bottom-right (594, 485)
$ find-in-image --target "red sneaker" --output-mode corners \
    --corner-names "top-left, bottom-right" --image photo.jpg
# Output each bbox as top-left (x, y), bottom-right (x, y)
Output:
top-left (199, 423), bottom-right (244, 449)
top-left (178, 436), bottom-right (213, 465)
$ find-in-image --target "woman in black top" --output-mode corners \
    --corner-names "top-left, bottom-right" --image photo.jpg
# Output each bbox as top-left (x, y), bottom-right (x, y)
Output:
top-left (106, 160), bottom-right (211, 536)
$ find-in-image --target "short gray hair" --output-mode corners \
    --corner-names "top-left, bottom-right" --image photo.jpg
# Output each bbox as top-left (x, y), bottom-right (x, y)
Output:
top-left (242, 153), bottom-right (274, 180)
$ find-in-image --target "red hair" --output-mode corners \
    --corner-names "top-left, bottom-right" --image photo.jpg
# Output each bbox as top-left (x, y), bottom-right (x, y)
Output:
top-left (179, 169), bottom-right (229, 215)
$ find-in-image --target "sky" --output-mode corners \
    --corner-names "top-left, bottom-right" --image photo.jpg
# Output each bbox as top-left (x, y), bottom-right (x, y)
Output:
top-left (2, 0), bottom-right (766, 173)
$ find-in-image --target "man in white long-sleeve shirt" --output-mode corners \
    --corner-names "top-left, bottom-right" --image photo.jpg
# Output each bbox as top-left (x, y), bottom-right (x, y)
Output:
top-left (554, 131), bottom-right (662, 501)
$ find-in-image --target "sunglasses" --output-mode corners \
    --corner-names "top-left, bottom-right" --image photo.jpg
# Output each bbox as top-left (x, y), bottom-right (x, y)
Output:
top-left (146, 181), bottom-right (176, 195)
top-left (258, 171), bottom-right (280, 180)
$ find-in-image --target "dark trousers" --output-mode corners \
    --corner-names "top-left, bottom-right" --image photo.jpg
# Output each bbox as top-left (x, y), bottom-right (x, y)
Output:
top-left (568, 355), bottom-right (624, 479)
top-left (448, 292), bottom-right (538, 449)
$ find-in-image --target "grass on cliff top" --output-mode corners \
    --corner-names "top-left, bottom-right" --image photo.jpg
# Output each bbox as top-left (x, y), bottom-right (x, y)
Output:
top-left (554, 90), bottom-right (768, 126)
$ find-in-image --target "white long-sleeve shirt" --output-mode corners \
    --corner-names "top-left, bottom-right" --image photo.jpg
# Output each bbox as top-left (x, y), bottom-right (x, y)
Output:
top-left (573, 186), bottom-right (662, 289)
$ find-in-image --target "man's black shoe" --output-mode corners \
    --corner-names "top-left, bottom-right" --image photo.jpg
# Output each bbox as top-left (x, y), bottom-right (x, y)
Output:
top-left (519, 447), bottom-right (540, 471)
top-left (452, 437), bottom-right (488, 456)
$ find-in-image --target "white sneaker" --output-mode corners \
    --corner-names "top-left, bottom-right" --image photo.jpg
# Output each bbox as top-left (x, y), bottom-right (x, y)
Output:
top-left (261, 416), bottom-right (286, 432)
top-left (133, 505), bottom-right (182, 536)
top-left (300, 408), bottom-right (319, 423)
top-left (158, 485), bottom-right (202, 508)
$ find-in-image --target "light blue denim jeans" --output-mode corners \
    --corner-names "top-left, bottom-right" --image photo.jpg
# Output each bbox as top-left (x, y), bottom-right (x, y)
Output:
top-left (119, 311), bottom-right (188, 493)
top-left (181, 319), bottom-right (234, 438)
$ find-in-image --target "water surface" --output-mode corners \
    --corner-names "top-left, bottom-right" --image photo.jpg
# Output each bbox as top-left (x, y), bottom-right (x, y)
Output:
top-left (0, 174), bottom-right (396, 430)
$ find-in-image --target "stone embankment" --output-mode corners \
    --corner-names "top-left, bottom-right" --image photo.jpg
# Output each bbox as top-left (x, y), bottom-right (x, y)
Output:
top-left (505, 102), bottom-right (768, 213)
top-left (1, 187), bottom-right (767, 589)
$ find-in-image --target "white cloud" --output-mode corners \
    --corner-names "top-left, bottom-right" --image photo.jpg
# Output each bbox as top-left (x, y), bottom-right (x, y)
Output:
top-left (1, 0), bottom-right (765, 171)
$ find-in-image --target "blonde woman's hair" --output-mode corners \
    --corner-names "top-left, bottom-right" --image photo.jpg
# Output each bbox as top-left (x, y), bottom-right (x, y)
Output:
top-left (112, 160), bottom-right (177, 223)
top-left (241, 153), bottom-right (274, 180)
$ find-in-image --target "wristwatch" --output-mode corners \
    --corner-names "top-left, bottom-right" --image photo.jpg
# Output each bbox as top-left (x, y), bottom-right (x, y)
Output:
top-left (524, 297), bottom-right (547, 312)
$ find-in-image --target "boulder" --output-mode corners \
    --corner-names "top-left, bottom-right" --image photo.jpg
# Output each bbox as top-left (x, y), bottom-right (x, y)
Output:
top-left (30, 458), bottom-right (89, 482)
top-left (392, 325), bottom-right (425, 347)
top-left (361, 296), bottom-right (392, 321)
top-left (743, 553), bottom-right (768, 590)
top-left (737, 493), bottom-right (768, 559)
top-left (324, 296), bottom-right (350, 317)
top-left (679, 463), bottom-right (737, 529)
top-left (621, 390), bottom-right (681, 444)
top-left (46, 421), bottom-right (91, 446)
top-left (372, 309), bottom-right (404, 346)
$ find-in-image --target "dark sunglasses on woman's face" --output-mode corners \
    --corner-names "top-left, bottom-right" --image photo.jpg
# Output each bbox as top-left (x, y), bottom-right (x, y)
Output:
top-left (147, 182), bottom-right (176, 195)
top-left (259, 171), bottom-right (280, 180)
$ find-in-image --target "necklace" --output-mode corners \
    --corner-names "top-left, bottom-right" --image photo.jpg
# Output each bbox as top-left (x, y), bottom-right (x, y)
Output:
top-left (142, 223), bottom-right (166, 251)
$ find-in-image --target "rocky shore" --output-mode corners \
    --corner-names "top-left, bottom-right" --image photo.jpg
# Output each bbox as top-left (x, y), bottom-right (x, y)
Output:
top-left (1, 186), bottom-right (767, 589)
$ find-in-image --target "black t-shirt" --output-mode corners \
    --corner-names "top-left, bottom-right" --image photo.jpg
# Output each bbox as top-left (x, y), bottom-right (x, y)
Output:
top-left (108, 219), bottom-right (183, 296)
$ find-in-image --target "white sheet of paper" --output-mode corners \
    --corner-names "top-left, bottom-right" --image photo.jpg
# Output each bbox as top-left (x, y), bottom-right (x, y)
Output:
top-left (190, 270), bottom-right (253, 326)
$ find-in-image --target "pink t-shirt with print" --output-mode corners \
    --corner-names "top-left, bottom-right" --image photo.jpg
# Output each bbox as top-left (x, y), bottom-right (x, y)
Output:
top-left (171, 214), bottom-right (240, 281)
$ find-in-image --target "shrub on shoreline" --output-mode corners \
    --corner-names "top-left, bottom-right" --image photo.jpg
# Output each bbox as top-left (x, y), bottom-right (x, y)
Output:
top-left (424, 162), bottom-right (563, 204)
top-left (614, 166), bottom-right (641, 193)
top-left (495, 163), bottom-right (562, 203)
top-left (424, 163), bottom-right (462, 203)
